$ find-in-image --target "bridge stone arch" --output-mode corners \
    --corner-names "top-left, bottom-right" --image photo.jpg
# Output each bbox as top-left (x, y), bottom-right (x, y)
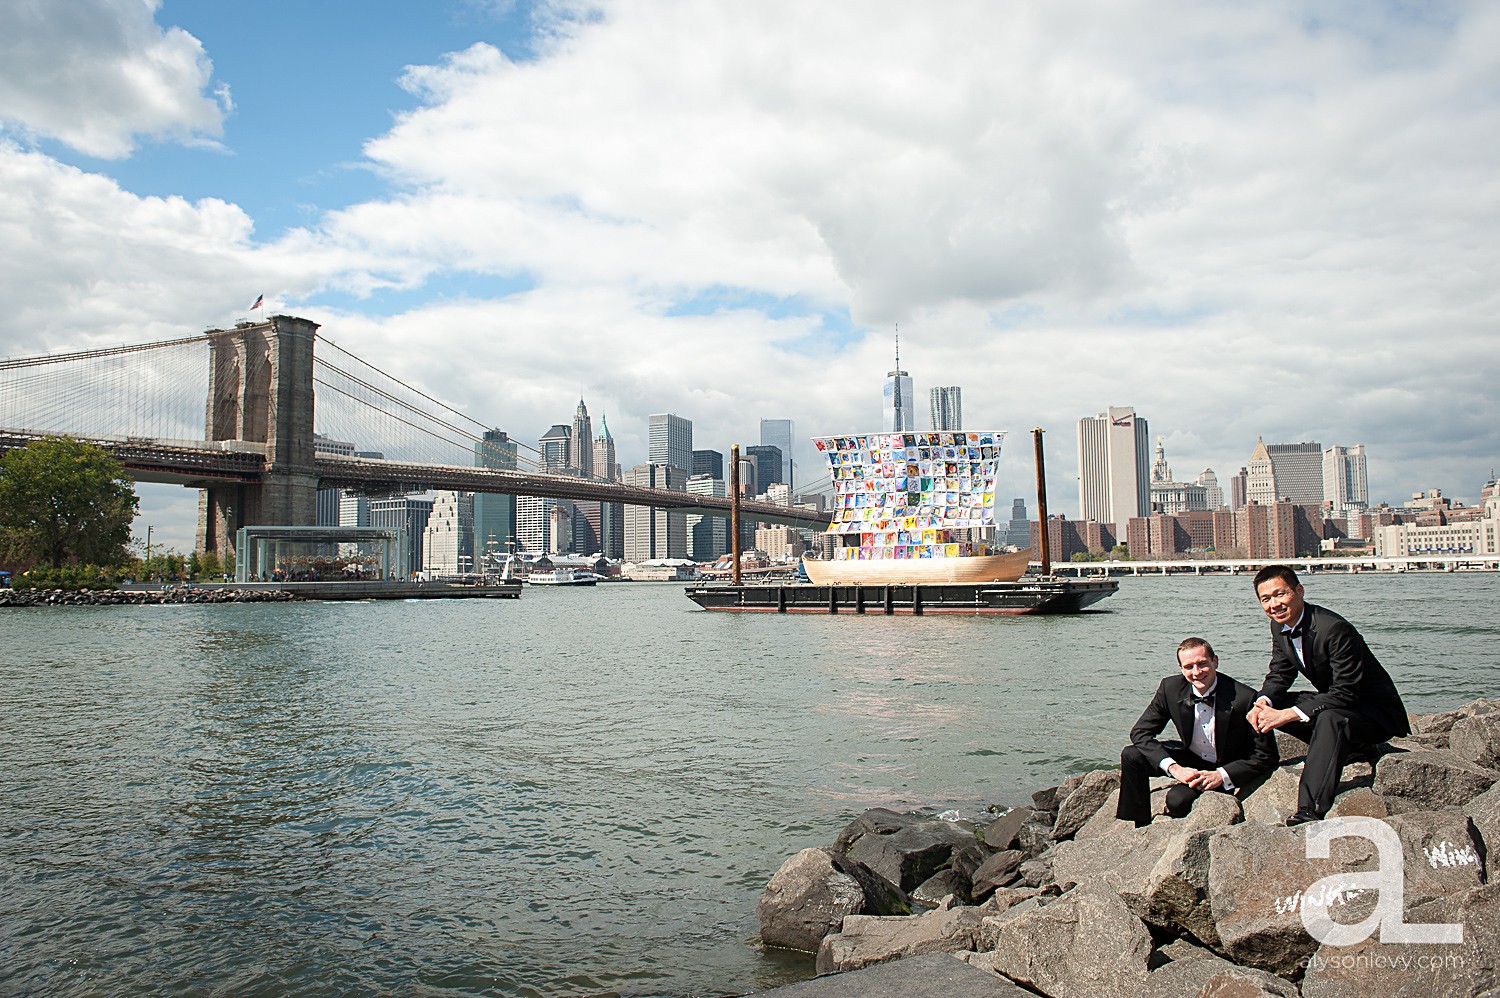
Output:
top-left (196, 315), bottom-right (319, 560)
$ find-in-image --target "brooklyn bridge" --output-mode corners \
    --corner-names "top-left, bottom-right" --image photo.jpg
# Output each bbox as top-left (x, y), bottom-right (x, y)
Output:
top-left (0, 315), bottom-right (830, 558)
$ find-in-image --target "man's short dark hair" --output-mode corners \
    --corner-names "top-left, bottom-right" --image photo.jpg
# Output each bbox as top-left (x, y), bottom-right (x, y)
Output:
top-left (1252, 564), bottom-right (1300, 591)
top-left (1177, 637), bottom-right (1215, 662)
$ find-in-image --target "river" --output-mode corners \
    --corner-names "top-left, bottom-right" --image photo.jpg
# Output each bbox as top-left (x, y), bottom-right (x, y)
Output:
top-left (2, 572), bottom-right (1496, 996)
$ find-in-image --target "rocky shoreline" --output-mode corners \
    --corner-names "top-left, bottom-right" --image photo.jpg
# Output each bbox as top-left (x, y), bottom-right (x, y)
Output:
top-left (0, 587), bottom-right (299, 607)
top-left (756, 698), bottom-right (1500, 996)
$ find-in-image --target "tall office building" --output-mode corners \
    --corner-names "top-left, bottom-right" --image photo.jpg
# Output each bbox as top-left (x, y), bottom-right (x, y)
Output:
top-left (623, 463), bottom-right (687, 561)
top-left (1077, 406), bottom-right (1150, 538)
top-left (882, 333), bottom-right (914, 432)
top-left (1247, 439), bottom-right (1277, 505)
top-left (759, 419), bottom-right (794, 492)
top-left (539, 423), bottom-right (572, 471)
top-left (473, 429), bottom-right (518, 565)
top-left (339, 492), bottom-right (370, 528)
top-left (648, 413), bottom-right (693, 472)
top-left (744, 444), bottom-right (784, 496)
top-left (686, 473), bottom-right (728, 560)
top-left (692, 449), bottom-right (724, 480)
top-left (1323, 444), bottom-right (1369, 512)
top-left (1197, 468), bottom-right (1225, 509)
top-left (423, 491), bottom-right (474, 575)
top-left (593, 414), bottom-right (619, 482)
top-left (1229, 467), bottom-right (1249, 511)
top-left (571, 398), bottom-right (594, 478)
top-left (1003, 498), bottom-right (1032, 550)
top-left (1248, 439), bottom-right (1324, 506)
top-left (516, 494), bottom-right (555, 553)
top-left (369, 495), bottom-right (434, 578)
top-left (929, 386), bottom-right (962, 432)
top-left (1151, 437), bottom-right (1172, 484)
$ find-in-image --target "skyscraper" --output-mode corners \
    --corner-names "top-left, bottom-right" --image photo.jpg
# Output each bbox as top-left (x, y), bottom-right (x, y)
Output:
top-left (759, 419), bottom-right (794, 491)
top-left (1197, 468), bottom-right (1225, 509)
top-left (571, 398), bottom-right (594, 478)
top-left (882, 331), bottom-right (914, 432)
top-left (744, 444), bottom-right (784, 496)
top-left (623, 463), bottom-right (687, 561)
top-left (929, 386), bottom-right (962, 432)
top-left (648, 413), bottom-right (693, 473)
top-left (593, 414), bottom-right (619, 482)
top-left (423, 491), bottom-right (474, 575)
top-left (692, 449), bottom-right (724, 479)
top-left (473, 429), bottom-right (518, 564)
top-left (369, 495), bottom-right (434, 578)
top-left (1323, 444), bottom-right (1369, 512)
top-left (1249, 439), bottom-right (1324, 506)
top-left (686, 473), bottom-right (728, 560)
top-left (539, 423), bottom-right (572, 471)
top-left (1077, 406), bottom-right (1150, 538)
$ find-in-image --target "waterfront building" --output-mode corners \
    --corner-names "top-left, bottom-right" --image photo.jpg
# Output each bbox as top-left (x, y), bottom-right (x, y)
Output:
top-left (624, 463), bottom-right (687, 561)
top-left (571, 499), bottom-right (602, 554)
top-left (883, 333), bottom-right (914, 432)
top-left (1323, 444), bottom-right (1369, 513)
top-left (1077, 406), bottom-right (1150, 538)
top-left (929, 386), bottom-right (962, 432)
top-left (1004, 498), bottom-right (1032, 551)
top-left (516, 494), bottom-right (555, 553)
top-left (755, 525), bottom-right (805, 561)
top-left (686, 474), bottom-right (728, 561)
top-left (1147, 438), bottom-right (1209, 514)
top-left (1197, 468), bottom-right (1225, 509)
top-left (744, 444), bottom-right (785, 495)
top-left (759, 419), bottom-right (794, 491)
top-left (572, 399), bottom-right (594, 478)
top-left (539, 423), bottom-right (572, 471)
top-left (423, 491), bottom-right (475, 575)
top-left (1031, 517), bottom-right (1116, 561)
top-left (339, 492), bottom-right (370, 528)
top-left (1249, 439), bottom-right (1324, 506)
top-left (369, 495), bottom-right (434, 577)
top-left (1246, 440), bottom-right (1276, 505)
top-left (593, 414), bottom-right (620, 482)
top-left (648, 413), bottom-right (693, 473)
top-left (473, 429), bottom-right (518, 564)
top-left (1229, 466), bottom-right (1248, 511)
top-left (692, 449), bottom-right (724, 480)
top-left (597, 500), bottom-right (624, 559)
top-left (1375, 496), bottom-right (1500, 557)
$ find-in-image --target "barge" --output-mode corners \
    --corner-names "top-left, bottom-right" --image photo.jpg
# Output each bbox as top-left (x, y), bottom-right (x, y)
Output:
top-left (684, 577), bottom-right (1117, 615)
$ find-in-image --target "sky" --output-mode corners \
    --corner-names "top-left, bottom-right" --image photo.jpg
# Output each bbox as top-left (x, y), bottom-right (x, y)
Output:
top-left (1, 0), bottom-right (1497, 553)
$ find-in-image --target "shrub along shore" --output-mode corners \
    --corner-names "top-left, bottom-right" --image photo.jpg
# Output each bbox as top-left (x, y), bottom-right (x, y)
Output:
top-left (756, 699), bottom-right (1500, 996)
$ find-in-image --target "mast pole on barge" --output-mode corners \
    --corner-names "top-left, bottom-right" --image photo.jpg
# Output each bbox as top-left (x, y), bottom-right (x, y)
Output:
top-left (1033, 428), bottom-right (1051, 578)
top-left (730, 443), bottom-right (742, 585)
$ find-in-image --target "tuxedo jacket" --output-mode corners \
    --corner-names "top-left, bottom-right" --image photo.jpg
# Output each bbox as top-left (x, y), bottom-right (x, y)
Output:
top-left (1130, 672), bottom-right (1277, 787)
top-left (1257, 602), bottom-right (1410, 737)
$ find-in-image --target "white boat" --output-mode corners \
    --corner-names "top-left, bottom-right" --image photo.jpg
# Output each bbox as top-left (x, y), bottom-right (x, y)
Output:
top-left (526, 567), bottom-right (599, 587)
top-left (800, 429), bottom-right (1030, 585)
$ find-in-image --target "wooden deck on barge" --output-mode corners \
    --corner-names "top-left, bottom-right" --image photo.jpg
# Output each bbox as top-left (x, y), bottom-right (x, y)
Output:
top-left (683, 577), bottom-right (1117, 615)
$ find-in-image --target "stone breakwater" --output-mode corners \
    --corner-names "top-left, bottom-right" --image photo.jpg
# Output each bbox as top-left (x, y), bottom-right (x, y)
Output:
top-left (0, 588), bottom-right (298, 607)
top-left (757, 699), bottom-right (1500, 997)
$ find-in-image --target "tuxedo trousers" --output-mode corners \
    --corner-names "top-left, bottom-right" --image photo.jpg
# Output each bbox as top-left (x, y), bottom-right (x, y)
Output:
top-left (1272, 692), bottom-right (1393, 817)
top-left (1117, 742), bottom-right (1219, 827)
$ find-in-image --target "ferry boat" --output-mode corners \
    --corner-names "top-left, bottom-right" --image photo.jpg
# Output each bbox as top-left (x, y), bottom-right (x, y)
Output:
top-left (526, 567), bottom-right (599, 587)
top-left (801, 429), bottom-right (1028, 584)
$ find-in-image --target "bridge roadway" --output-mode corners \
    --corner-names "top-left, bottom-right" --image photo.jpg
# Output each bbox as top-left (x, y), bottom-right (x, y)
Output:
top-left (0, 429), bottom-right (831, 530)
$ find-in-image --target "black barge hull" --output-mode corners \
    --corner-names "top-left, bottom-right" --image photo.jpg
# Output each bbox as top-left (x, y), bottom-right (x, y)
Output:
top-left (683, 578), bottom-right (1117, 615)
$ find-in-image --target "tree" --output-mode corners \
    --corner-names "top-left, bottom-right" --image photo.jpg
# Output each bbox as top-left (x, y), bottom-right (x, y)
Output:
top-left (0, 437), bottom-right (138, 569)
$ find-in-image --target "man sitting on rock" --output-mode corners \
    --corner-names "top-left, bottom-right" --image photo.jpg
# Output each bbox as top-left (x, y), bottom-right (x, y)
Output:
top-left (1117, 637), bottom-right (1278, 827)
top-left (1246, 564), bottom-right (1410, 826)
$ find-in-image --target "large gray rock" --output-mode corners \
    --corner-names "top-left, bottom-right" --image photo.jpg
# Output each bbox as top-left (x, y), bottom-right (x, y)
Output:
top-left (757, 849), bottom-right (867, 952)
top-left (1073, 789), bottom-right (1135, 840)
top-left (969, 850), bottom-right (1025, 899)
top-left (1385, 808), bottom-right (1484, 901)
top-left (1032, 773), bottom-right (1086, 812)
top-left (1241, 765), bottom-right (1303, 825)
top-left (1207, 820), bottom-right (1380, 975)
top-left (988, 879), bottom-right (1152, 998)
top-left (1144, 826), bottom-right (1222, 946)
top-left (814, 904), bottom-right (986, 975)
top-left (1139, 944), bottom-right (1300, 997)
top-left (1462, 781), bottom-right (1500, 879)
top-left (750, 951), bottom-right (1032, 997)
top-left (834, 809), bottom-right (986, 895)
top-left (1451, 711), bottom-right (1500, 771)
top-left (1301, 884), bottom-right (1500, 997)
top-left (1051, 821), bottom-right (1184, 917)
top-left (979, 807), bottom-right (1034, 851)
top-left (1411, 699), bottom-right (1500, 736)
top-left (1373, 749), bottom-right (1500, 810)
top-left (1051, 769), bottom-right (1121, 840)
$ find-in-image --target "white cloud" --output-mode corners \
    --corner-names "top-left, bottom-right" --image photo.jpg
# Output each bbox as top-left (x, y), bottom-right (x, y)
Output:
top-left (0, 0), bottom-right (226, 158)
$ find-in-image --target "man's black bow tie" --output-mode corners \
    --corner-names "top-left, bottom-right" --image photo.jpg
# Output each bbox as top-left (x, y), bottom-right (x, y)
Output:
top-left (1285, 624), bottom-right (1305, 640)
top-left (1190, 693), bottom-right (1213, 706)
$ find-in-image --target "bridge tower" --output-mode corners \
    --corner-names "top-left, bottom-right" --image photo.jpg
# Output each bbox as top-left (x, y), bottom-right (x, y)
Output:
top-left (195, 315), bottom-right (320, 560)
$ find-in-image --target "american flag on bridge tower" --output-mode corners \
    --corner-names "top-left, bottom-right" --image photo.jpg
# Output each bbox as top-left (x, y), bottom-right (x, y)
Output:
top-left (250, 294), bottom-right (264, 310)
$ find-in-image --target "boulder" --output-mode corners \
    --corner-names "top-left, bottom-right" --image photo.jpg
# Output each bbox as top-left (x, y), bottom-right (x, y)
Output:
top-left (1207, 820), bottom-right (1380, 975)
top-left (1372, 749), bottom-right (1500, 811)
top-left (969, 850), bottom-right (1026, 900)
top-left (1052, 820), bottom-right (1186, 920)
top-left (1014, 817), bottom-right (1055, 856)
top-left (1051, 769), bottom-right (1122, 840)
top-left (980, 807), bottom-right (1034, 851)
top-left (988, 879), bottom-right (1152, 998)
top-left (814, 904), bottom-right (987, 975)
top-left (1139, 943), bottom-right (1300, 997)
top-left (1328, 787), bottom-right (1390, 819)
top-left (1462, 781), bottom-right (1500, 877)
top-left (1144, 826), bottom-right (1223, 946)
top-left (1240, 765), bottom-right (1303, 825)
top-left (1410, 699), bottom-right (1500, 736)
top-left (1385, 808), bottom-right (1484, 900)
top-left (1275, 728), bottom-right (1308, 763)
top-left (1450, 711), bottom-right (1500, 771)
top-left (1032, 773), bottom-right (1086, 812)
top-left (1301, 884), bottom-right (1500, 997)
top-left (1073, 790), bottom-right (1136, 840)
top-left (834, 809), bottom-right (987, 894)
top-left (757, 848), bottom-right (868, 952)
top-left (911, 869), bottom-right (968, 908)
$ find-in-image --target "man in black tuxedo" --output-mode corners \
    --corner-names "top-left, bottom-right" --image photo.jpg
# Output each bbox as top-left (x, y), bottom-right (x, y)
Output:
top-left (1246, 565), bottom-right (1410, 826)
top-left (1116, 637), bottom-right (1277, 827)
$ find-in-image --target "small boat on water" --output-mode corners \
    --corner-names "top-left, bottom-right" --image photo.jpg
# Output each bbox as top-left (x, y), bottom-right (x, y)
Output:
top-left (526, 567), bottom-right (599, 587)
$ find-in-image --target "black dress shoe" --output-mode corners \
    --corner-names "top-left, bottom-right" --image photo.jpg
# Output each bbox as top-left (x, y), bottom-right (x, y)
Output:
top-left (1284, 811), bottom-right (1320, 827)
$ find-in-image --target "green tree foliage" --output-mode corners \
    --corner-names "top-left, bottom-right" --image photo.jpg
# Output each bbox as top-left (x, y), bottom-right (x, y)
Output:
top-left (0, 437), bottom-right (138, 569)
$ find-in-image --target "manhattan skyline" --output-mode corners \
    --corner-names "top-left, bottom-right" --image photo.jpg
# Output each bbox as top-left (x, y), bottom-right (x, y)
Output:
top-left (1, 2), bottom-right (1496, 551)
